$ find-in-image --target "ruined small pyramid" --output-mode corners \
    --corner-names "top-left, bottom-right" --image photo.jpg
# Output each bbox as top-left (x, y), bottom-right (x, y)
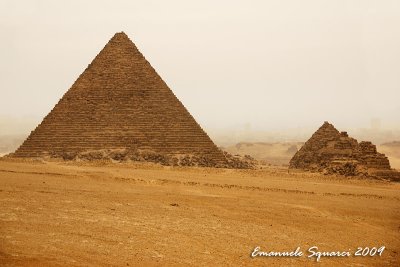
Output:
top-left (289, 122), bottom-right (399, 180)
top-left (13, 32), bottom-right (230, 166)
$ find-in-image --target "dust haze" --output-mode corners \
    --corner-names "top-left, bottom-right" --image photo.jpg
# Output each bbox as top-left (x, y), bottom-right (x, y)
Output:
top-left (1, 0), bottom-right (399, 135)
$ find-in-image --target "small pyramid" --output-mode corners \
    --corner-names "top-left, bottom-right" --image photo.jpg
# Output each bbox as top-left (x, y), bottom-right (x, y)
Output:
top-left (12, 32), bottom-right (230, 166)
top-left (289, 122), bottom-right (399, 180)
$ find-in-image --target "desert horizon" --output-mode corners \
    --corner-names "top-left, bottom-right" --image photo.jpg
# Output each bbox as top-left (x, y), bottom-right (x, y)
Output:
top-left (2, 116), bottom-right (400, 170)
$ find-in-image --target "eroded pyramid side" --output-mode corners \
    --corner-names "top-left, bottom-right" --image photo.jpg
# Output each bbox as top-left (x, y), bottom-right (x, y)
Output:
top-left (289, 121), bottom-right (398, 180)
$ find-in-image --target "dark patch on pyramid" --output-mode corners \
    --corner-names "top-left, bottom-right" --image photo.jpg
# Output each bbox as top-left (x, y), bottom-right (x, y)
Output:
top-left (289, 122), bottom-right (400, 180)
top-left (12, 32), bottom-right (252, 168)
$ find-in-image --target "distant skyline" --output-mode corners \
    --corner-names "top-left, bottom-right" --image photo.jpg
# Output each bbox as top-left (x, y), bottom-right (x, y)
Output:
top-left (1, 0), bottom-right (399, 133)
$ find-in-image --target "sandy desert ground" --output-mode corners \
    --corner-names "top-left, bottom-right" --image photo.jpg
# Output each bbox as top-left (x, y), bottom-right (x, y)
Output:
top-left (0, 158), bottom-right (399, 266)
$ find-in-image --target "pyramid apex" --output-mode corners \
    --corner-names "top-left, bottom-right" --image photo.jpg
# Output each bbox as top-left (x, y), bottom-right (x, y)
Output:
top-left (320, 121), bottom-right (335, 129)
top-left (313, 121), bottom-right (339, 137)
top-left (110, 31), bottom-right (130, 41)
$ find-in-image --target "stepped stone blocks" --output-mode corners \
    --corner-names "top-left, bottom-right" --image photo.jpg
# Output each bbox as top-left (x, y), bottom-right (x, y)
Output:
top-left (289, 122), bottom-right (399, 181)
top-left (12, 32), bottom-right (252, 168)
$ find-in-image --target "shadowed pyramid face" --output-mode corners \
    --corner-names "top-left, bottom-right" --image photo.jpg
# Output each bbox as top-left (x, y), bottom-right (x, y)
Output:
top-left (13, 32), bottom-right (226, 163)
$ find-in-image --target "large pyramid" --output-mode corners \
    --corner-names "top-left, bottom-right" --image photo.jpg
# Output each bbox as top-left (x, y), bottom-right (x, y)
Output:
top-left (289, 122), bottom-right (399, 180)
top-left (13, 32), bottom-right (235, 167)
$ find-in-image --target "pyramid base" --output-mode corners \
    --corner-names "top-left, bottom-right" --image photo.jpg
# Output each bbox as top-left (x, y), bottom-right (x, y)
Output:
top-left (289, 160), bottom-right (400, 182)
top-left (10, 148), bottom-right (256, 169)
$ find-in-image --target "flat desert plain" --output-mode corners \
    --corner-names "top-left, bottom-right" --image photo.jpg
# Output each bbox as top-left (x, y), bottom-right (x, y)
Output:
top-left (0, 159), bottom-right (399, 266)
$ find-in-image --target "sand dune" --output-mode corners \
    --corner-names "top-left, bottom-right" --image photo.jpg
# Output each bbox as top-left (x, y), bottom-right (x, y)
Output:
top-left (223, 142), bottom-right (304, 166)
top-left (0, 135), bottom-right (25, 155)
top-left (378, 141), bottom-right (400, 170)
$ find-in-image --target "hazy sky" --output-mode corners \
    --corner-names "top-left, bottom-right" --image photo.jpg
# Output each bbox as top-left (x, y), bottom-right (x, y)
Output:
top-left (1, 0), bottom-right (399, 132)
